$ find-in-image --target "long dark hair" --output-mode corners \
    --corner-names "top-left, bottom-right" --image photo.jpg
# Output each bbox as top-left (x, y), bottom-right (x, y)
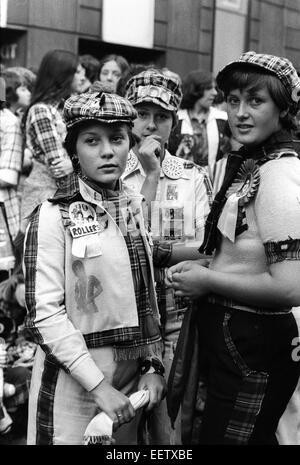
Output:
top-left (99, 54), bottom-right (130, 78)
top-left (30, 49), bottom-right (79, 107)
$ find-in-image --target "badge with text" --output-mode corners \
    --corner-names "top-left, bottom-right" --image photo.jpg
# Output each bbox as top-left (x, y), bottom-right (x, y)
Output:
top-left (69, 202), bottom-right (101, 238)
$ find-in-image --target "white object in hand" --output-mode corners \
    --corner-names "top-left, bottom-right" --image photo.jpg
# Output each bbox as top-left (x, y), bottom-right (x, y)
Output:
top-left (83, 389), bottom-right (150, 445)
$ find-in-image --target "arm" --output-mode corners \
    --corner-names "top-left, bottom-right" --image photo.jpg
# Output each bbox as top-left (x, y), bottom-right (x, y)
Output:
top-left (167, 167), bottom-right (213, 266)
top-left (167, 259), bottom-right (300, 308)
top-left (0, 113), bottom-right (23, 186)
top-left (28, 105), bottom-right (72, 177)
top-left (137, 355), bottom-right (166, 411)
top-left (167, 159), bottom-right (300, 308)
top-left (133, 135), bottom-right (162, 204)
top-left (24, 202), bottom-right (134, 422)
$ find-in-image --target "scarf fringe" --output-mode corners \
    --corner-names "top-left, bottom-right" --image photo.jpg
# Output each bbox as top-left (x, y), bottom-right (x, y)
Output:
top-left (113, 341), bottom-right (163, 362)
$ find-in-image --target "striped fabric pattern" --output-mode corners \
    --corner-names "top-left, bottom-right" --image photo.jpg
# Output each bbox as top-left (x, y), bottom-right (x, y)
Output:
top-left (264, 238), bottom-right (300, 265)
top-left (63, 91), bottom-right (137, 128)
top-left (26, 103), bottom-right (68, 166)
top-left (222, 312), bottom-right (269, 444)
top-left (36, 356), bottom-right (60, 445)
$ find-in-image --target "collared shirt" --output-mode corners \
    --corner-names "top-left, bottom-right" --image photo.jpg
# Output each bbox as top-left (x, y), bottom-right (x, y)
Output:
top-left (122, 150), bottom-right (212, 249)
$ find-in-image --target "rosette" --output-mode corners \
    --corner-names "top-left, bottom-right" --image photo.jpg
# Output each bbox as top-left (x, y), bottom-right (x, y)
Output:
top-left (217, 159), bottom-right (260, 242)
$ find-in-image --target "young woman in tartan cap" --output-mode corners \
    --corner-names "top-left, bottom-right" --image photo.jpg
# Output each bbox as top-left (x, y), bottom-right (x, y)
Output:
top-left (23, 90), bottom-right (165, 445)
top-left (122, 69), bottom-right (212, 444)
top-left (166, 51), bottom-right (300, 444)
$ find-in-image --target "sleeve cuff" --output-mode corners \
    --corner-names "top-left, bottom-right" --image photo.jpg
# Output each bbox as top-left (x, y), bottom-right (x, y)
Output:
top-left (70, 355), bottom-right (105, 392)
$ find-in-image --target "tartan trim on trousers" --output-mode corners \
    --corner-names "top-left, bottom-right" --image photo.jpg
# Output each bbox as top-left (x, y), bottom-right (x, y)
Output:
top-left (264, 238), bottom-right (300, 265)
top-left (222, 312), bottom-right (269, 444)
top-left (36, 355), bottom-right (60, 445)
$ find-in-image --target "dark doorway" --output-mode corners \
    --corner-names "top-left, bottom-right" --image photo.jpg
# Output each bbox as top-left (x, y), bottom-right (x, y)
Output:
top-left (78, 38), bottom-right (166, 68)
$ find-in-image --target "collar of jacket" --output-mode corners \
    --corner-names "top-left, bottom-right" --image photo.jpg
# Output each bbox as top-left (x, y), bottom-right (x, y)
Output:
top-left (123, 149), bottom-right (193, 180)
top-left (49, 172), bottom-right (124, 204)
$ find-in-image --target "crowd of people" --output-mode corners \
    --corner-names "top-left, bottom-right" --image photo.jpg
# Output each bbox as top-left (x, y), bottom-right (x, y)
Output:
top-left (0, 46), bottom-right (300, 446)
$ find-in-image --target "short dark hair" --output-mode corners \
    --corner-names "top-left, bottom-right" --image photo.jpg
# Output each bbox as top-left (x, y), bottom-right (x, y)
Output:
top-left (181, 70), bottom-right (214, 109)
top-left (221, 64), bottom-right (297, 130)
top-left (79, 54), bottom-right (100, 83)
top-left (64, 120), bottom-right (135, 173)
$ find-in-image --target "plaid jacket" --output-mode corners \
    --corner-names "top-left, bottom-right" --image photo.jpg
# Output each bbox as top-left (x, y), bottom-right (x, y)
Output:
top-left (0, 108), bottom-right (23, 240)
top-left (25, 102), bottom-right (68, 166)
top-left (24, 176), bottom-right (162, 392)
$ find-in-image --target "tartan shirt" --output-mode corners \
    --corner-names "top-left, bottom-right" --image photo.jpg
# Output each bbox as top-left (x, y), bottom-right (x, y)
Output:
top-left (25, 102), bottom-right (67, 166)
top-left (24, 175), bottom-right (162, 392)
top-left (0, 108), bottom-right (23, 240)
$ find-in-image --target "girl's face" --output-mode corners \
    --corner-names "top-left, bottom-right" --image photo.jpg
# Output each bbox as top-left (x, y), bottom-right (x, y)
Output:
top-left (196, 82), bottom-right (218, 111)
top-left (70, 64), bottom-right (86, 94)
top-left (99, 60), bottom-right (122, 92)
top-left (226, 86), bottom-right (283, 147)
top-left (76, 122), bottom-right (130, 190)
top-left (133, 102), bottom-right (173, 154)
top-left (16, 85), bottom-right (31, 109)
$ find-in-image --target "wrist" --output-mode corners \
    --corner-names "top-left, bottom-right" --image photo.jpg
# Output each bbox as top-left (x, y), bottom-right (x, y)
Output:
top-left (145, 169), bottom-right (160, 180)
top-left (140, 358), bottom-right (165, 377)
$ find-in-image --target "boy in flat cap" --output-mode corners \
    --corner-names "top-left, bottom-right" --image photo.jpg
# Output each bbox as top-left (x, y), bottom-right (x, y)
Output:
top-left (122, 69), bottom-right (212, 444)
top-left (23, 91), bottom-right (166, 445)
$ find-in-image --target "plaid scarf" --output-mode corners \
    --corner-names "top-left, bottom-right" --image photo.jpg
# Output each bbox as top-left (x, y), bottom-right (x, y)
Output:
top-left (199, 129), bottom-right (300, 255)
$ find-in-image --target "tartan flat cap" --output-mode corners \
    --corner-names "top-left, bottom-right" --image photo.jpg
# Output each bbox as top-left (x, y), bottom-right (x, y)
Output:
top-left (63, 91), bottom-right (137, 128)
top-left (217, 51), bottom-right (300, 115)
top-left (125, 69), bottom-right (182, 112)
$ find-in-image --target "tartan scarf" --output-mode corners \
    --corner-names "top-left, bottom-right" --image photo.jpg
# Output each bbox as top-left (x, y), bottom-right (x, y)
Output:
top-left (50, 175), bottom-right (162, 361)
top-left (199, 129), bottom-right (300, 255)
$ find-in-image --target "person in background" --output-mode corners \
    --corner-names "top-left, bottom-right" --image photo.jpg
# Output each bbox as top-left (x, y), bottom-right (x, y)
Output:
top-left (122, 68), bottom-right (212, 444)
top-left (20, 49), bottom-right (86, 230)
top-left (98, 54), bottom-right (130, 93)
top-left (0, 75), bottom-right (33, 442)
top-left (166, 51), bottom-right (300, 445)
top-left (0, 70), bottom-right (31, 277)
top-left (4, 67), bottom-right (36, 95)
top-left (79, 54), bottom-right (100, 93)
top-left (3, 67), bottom-right (37, 212)
top-left (23, 90), bottom-right (166, 445)
top-left (169, 70), bottom-right (231, 197)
